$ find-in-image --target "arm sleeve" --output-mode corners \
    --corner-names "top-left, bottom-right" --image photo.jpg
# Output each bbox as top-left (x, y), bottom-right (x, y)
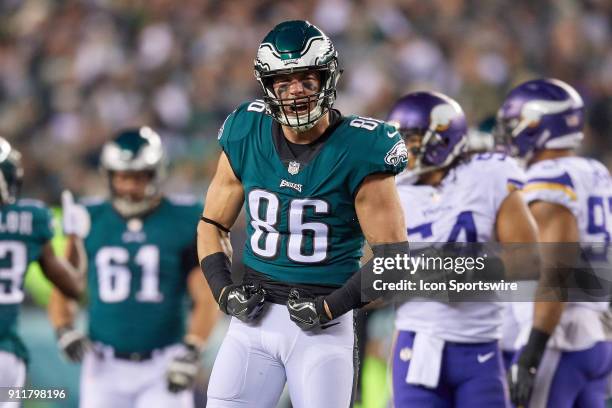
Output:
top-left (347, 122), bottom-right (408, 195)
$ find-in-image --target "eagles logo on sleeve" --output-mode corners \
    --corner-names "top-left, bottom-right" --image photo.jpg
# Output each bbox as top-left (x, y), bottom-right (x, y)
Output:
top-left (385, 140), bottom-right (408, 167)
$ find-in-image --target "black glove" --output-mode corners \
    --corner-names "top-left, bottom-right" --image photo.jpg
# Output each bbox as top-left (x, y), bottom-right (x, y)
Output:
top-left (56, 325), bottom-right (91, 363)
top-left (508, 328), bottom-right (549, 406)
top-left (167, 342), bottom-right (201, 393)
top-left (218, 283), bottom-right (266, 322)
top-left (286, 289), bottom-right (331, 331)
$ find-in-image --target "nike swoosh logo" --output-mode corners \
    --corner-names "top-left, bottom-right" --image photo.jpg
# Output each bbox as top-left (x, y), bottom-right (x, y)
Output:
top-left (387, 130), bottom-right (399, 138)
top-left (477, 352), bottom-right (495, 363)
top-left (320, 322), bottom-right (340, 330)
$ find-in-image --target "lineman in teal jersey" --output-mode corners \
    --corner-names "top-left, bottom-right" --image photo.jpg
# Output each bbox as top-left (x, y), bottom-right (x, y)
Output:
top-left (48, 128), bottom-right (219, 408)
top-left (198, 20), bottom-right (410, 408)
top-left (0, 137), bottom-right (83, 393)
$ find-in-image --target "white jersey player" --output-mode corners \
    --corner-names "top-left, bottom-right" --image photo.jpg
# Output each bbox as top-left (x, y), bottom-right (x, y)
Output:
top-left (499, 78), bottom-right (612, 408)
top-left (388, 91), bottom-right (538, 407)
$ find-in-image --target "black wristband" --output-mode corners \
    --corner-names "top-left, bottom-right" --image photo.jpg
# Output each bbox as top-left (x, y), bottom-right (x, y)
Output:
top-left (324, 272), bottom-right (363, 320)
top-left (325, 241), bottom-right (410, 319)
top-left (200, 252), bottom-right (233, 302)
top-left (519, 328), bottom-right (551, 369)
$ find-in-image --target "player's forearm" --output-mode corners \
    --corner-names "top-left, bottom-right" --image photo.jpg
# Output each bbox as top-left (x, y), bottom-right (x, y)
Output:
top-left (186, 301), bottom-right (219, 348)
top-left (198, 223), bottom-right (234, 301)
top-left (48, 289), bottom-right (78, 329)
top-left (325, 241), bottom-right (410, 319)
top-left (186, 270), bottom-right (220, 346)
top-left (46, 259), bottom-right (84, 300)
top-left (67, 237), bottom-right (87, 276)
top-left (197, 220), bottom-right (229, 260)
top-left (532, 301), bottom-right (565, 335)
top-left (39, 244), bottom-right (83, 300)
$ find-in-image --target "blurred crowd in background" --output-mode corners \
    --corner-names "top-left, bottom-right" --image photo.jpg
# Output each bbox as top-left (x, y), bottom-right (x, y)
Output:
top-left (1, 0), bottom-right (612, 203)
top-left (1, 1), bottom-right (611, 406)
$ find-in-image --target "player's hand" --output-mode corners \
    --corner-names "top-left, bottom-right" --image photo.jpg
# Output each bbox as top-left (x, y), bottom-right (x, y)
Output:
top-left (218, 283), bottom-right (266, 322)
top-left (167, 342), bottom-right (201, 393)
top-left (508, 360), bottom-right (537, 406)
top-left (286, 289), bottom-right (330, 331)
top-left (61, 190), bottom-right (90, 238)
top-left (56, 326), bottom-right (91, 363)
top-left (508, 328), bottom-right (548, 406)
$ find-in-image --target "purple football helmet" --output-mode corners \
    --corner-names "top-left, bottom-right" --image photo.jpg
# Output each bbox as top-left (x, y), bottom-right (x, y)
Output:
top-left (387, 91), bottom-right (467, 175)
top-left (495, 78), bottom-right (584, 159)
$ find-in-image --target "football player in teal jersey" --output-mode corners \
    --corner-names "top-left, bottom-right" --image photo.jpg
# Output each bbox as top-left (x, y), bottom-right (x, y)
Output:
top-left (48, 128), bottom-right (218, 408)
top-left (198, 20), bottom-right (410, 408)
top-left (0, 137), bottom-right (84, 392)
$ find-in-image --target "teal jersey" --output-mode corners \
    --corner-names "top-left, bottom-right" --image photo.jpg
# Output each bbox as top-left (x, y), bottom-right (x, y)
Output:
top-left (219, 100), bottom-right (407, 286)
top-left (0, 199), bottom-right (54, 362)
top-left (83, 196), bottom-right (201, 353)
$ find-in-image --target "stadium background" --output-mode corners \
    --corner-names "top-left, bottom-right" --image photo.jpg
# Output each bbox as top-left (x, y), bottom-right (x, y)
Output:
top-left (0, 0), bottom-right (610, 407)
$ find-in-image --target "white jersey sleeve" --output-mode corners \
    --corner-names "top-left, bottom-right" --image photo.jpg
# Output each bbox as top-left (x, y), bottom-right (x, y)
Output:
top-left (522, 160), bottom-right (579, 216)
top-left (463, 152), bottom-right (526, 215)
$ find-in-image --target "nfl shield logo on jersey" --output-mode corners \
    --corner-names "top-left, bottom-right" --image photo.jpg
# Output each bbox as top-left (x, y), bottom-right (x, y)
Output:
top-left (288, 161), bottom-right (300, 175)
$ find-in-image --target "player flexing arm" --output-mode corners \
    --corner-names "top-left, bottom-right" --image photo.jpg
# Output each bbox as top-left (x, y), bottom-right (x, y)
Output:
top-left (197, 152), bottom-right (258, 320)
top-left (198, 152), bottom-right (409, 326)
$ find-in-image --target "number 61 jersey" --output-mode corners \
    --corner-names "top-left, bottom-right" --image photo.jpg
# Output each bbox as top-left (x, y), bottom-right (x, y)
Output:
top-left (218, 100), bottom-right (407, 286)
top-left (81, 196), bottom-right (201, 354)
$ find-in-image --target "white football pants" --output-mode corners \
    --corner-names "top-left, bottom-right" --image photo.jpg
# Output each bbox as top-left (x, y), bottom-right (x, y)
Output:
top-left (79, 343), bottom-right (194, 408)
top-left (207, 303), bottom-right (357, 408)
top-left (0, 351), bottom-right (25, 408)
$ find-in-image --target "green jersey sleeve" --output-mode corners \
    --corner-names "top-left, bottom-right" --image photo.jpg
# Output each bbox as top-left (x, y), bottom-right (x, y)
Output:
top-left (345, 118), bottom-right (408, 195)
top-left (218, 100), bottom-right (268, 180)
top-left (18, 199), bottom-right (54, 245)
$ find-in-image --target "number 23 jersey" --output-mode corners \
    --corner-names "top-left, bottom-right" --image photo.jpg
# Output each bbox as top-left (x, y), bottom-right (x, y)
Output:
top-left (218, 100), bottom-right (407, 286)
top-left (82, 196), bottom-right (201, 353)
